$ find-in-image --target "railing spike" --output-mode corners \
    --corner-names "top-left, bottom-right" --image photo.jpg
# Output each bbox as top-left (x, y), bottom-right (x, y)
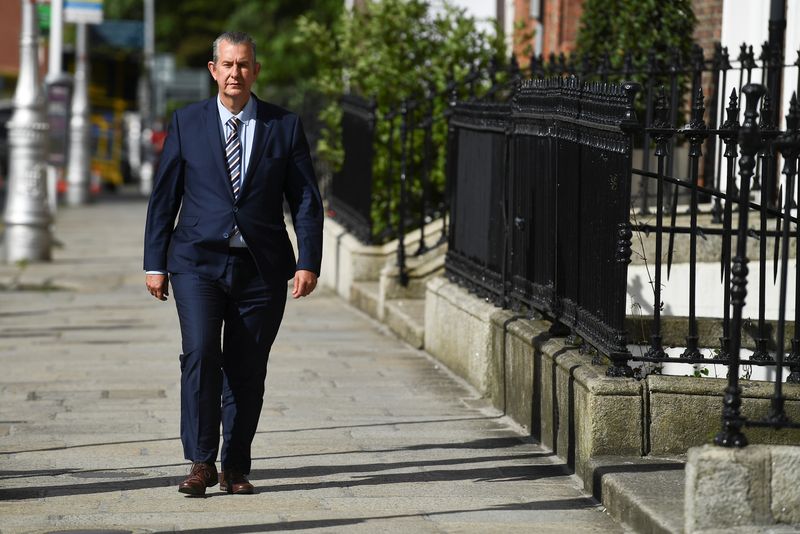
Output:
top-left (720, 45), bottom-right (732, 70)
top-left (738, 43), bottom-right (748, 62)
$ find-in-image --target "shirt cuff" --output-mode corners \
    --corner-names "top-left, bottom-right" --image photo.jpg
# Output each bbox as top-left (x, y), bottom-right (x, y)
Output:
top-left (145, 270), bottom-right (167, 275)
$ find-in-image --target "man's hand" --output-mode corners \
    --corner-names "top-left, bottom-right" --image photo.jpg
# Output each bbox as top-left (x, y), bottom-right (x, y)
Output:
top-left (292, 270), bottom-right (317, 299)
top-left (146, 274), bottom-right (169, 301)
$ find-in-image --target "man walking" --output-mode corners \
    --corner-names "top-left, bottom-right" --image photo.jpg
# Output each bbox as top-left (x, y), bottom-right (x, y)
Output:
top-left (143, 31), bottom-right (323, 496)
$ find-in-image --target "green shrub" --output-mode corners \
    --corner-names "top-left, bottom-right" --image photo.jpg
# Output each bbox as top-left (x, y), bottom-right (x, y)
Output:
top-left (298, 0), bottom-right (505, 241)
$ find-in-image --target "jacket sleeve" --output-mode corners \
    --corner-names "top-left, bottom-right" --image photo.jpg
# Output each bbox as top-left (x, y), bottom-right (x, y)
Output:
top-left (143, 111), bottom-right (184, 272)
top-left (284, 115), bottom-right (324, 276)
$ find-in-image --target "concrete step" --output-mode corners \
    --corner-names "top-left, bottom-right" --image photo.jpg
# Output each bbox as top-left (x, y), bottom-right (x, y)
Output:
top-left (384, 298), bottom-right (426, 349)
top-left (588, 456), bottom-right (685, 534)
top-left (350, 280), bottom-right (380, 320)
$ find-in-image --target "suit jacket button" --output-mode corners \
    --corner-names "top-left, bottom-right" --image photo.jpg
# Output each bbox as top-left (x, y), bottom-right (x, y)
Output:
top-left (223, 233), bottom-right (230, 239)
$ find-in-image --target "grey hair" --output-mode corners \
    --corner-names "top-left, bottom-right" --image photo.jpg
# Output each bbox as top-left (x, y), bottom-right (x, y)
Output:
top-left (212, 31), bottom-right (256, 63)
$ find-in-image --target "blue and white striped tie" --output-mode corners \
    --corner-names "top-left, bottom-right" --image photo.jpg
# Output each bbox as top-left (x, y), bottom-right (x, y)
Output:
top-left (225, 117), bottom-right (242, 198)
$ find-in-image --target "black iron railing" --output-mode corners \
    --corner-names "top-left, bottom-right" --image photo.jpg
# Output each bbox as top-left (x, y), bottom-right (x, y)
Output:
top-left (329, 94), bottom-right (377, 244)
top-left (444, 74), bottom-right (800, 445)
top-left (330, 39), bottom-right (800, 445)
top-left (528, 45), bottom-right (800, 215)
top-left (329, 60), bottom-right (518, 281)
top-left (445, 78), bottom-right (640, 372)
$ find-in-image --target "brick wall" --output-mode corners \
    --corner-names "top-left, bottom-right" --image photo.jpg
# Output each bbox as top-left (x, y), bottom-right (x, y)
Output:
top-left (541, 0), bottom-right (584, 57)
top-left (513, 0), bottom-right (585, 63)
top-left (0, 0), bottom-right (21, 75)
top-left (692, 0), bottom-right (723, 59)
top-left (513, 0), bottom-right (535, 64)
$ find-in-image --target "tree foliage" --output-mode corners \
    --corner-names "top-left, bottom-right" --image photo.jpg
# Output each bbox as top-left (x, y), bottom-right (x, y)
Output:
top-left (575, 0), bottom-right (696, 73)
top-left (298, 0), bottom-right (505, 240)
top-left (104, 0), bottom-right (342, 106)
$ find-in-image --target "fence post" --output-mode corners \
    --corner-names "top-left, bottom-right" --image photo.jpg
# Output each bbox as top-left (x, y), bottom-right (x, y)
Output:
top-left (766, 91), bottom-right (798, 426)
top-left (680, 88), bottom-right (709, 360)
top-left (718, 89), bottom-right (741, 361)
top-left (715, 83), bottom-right (765, 448)
top-left (396, 99), bottom-right (410, 286)
top-left (752, 95), bottom-right (779, 361)
top-left (606, 80), bottom-right (641, 378)
top-left (645, 88), bottom-right (674, 359)
top-left (711, 45), bottom-right (733, 224)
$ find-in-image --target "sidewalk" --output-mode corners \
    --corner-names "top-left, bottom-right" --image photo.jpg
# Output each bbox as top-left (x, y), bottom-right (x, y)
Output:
top-left (0, 197), bottom-right (627, 533)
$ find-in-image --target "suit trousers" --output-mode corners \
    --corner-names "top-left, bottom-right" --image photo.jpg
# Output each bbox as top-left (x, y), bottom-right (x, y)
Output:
top-left (171, 250), bottom-right (287, 474)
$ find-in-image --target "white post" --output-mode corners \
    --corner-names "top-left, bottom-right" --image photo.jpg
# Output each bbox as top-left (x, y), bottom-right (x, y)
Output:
top-left (46, 0), bottom-right (66, 216)
top-left (48, 0), bottom-right (64, 75)
top-left (139, 0), bottom-right (155, 196)
top-left (3, 0), bottom-right (51, 263)
top-left (66, 23), bottom-right (90, 206)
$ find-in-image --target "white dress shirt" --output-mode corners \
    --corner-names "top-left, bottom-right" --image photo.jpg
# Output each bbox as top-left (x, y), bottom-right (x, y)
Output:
top-left (218, 95), bottom-right (257, 248)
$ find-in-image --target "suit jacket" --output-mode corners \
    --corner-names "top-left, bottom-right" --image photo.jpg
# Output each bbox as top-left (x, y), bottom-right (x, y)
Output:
top-left (143, 95), bottom-right (323, 282)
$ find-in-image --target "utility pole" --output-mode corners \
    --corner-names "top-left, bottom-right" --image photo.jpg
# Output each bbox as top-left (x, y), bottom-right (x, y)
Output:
top-left (139, 0), bottom-right (155, 196)
top-left (3, 0), bottom-right (52, 263)
top-left (65, 22), bottom-right (90, 205)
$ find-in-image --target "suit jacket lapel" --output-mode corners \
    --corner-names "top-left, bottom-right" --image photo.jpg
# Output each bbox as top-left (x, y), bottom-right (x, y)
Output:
top-left (203, 98), bottom-right (235, 201)
top-left (238, 96), bottom-right (271, 201)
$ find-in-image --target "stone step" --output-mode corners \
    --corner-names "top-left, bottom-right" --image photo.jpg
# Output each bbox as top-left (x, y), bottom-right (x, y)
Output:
top-left (587, 456), bottom-right (685, 534)
top-left (384, 298), bottom-right (426, 349)
top-left (350, 280), bottom-right (380, 320)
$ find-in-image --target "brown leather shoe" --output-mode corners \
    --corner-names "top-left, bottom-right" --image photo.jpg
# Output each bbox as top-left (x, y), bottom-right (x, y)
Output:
top-left (219, 470), bottom-right (254, 494)
top-left (178, 462), bottom-right (218, 496)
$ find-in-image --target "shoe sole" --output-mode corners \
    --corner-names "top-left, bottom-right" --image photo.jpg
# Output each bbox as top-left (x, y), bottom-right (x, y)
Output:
top-left (178, 486), bottom-right (206, 497)
top-left (178, 480), bottom-right (217, 497)
top-left (220, 485), bottom-right (254, 494)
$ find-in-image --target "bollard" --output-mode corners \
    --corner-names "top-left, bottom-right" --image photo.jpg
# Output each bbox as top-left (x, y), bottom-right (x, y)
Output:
top-left (3, 0), bottom-right (52, 263)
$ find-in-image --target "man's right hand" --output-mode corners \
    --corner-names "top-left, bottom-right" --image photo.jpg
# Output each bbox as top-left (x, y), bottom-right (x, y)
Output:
top-left (146, 274), bottom-right (169, 301)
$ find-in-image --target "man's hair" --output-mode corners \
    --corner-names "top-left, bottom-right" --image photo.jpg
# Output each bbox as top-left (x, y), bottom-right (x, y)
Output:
top-left (212, 31), bottom-right (257, 63)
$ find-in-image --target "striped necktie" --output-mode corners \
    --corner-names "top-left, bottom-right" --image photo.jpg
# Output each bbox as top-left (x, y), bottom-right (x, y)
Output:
top-left (225, 117), bottom-right (242, 198)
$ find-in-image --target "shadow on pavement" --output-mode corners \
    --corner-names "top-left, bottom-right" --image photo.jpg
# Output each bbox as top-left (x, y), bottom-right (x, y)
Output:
top-left (167, 498), bottom-right (600, 533)
top-left (0, 438), bottom-right (561, 501)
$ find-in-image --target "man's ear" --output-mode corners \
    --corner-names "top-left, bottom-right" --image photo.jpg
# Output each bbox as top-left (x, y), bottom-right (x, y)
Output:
top-left (208, 61), bottom-right (217, 80)
top-left (254, 62), bottom-right (261, 77)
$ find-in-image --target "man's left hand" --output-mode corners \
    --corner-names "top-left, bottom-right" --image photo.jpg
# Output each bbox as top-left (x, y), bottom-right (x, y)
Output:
top-left (292, 270), bottom-right (318, 299)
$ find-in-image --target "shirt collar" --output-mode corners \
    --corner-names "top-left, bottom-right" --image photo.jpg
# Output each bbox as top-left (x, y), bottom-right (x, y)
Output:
top-left (217, 94), bottom-right (256, 126)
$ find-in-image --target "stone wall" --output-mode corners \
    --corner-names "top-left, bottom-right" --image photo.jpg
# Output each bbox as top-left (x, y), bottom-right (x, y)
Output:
top-left (425, 276), bottom-right (800, 489)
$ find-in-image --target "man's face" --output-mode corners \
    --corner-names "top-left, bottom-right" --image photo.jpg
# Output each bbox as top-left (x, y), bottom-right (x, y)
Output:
top-left (208, 40), bottom-right (260, 104)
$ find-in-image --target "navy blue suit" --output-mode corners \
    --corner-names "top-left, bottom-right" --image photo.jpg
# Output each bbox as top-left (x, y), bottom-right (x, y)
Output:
top-left (143, 95), bottom-right (323, 473)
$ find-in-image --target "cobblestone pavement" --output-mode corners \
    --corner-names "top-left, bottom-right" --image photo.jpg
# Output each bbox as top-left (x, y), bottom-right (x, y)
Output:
top-left (0, 198), bottom-right (627, 533)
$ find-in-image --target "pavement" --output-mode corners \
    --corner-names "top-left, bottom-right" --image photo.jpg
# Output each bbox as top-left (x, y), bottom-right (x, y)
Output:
top-left (0, 195), bottom-right (628, 533)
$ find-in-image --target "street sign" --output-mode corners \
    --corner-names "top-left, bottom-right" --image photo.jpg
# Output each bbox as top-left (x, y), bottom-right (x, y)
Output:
top-left (64, 0), bottom-right (103, 25)
top-left (37, 4), bottom-right (51, 33)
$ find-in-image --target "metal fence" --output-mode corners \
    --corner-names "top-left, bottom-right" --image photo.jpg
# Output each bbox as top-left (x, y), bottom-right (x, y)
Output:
top-left (446, 78), bottom-right (640, 371)
top-left (528, 44), bottom-right (800, 215)
top-left (444, 73), bottom-right (800, 445)
top-left (329, 40), bottom-right (800, 445)
top-left (329, 64), bottom-right (518, 280)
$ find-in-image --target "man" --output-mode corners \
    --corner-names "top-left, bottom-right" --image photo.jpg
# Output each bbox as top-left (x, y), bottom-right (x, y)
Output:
top-left (143, 31), bottom-right (323, 496)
